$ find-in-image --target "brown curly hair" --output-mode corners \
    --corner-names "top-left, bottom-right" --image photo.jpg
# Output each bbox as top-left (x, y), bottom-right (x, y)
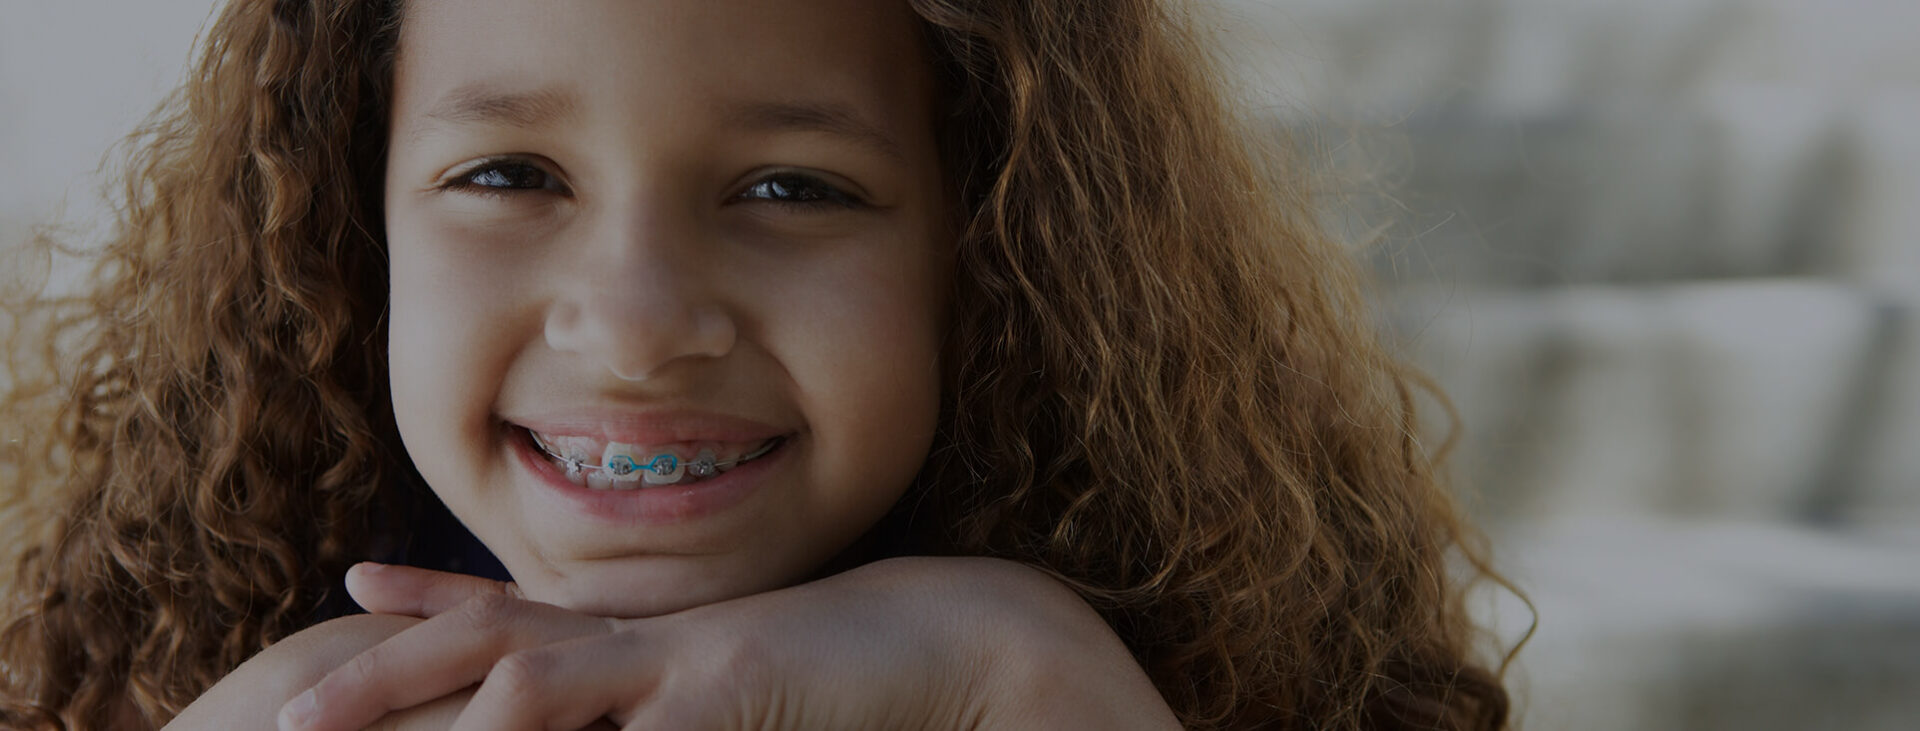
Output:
top-left (1, 0), bottom-right (1522, 728)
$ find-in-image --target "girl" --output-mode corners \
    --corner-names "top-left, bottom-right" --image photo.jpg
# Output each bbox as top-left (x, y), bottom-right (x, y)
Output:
top-left (0, 0), bottom-right (1519, 729)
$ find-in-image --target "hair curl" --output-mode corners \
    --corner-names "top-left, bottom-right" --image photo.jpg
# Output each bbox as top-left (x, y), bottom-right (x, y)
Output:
top-left (1, 0), bottom-right (1520, 728)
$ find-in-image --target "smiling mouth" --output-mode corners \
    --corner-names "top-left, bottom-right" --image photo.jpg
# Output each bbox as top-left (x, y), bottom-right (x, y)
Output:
top-left (518, 426), bottom-right (786, 490)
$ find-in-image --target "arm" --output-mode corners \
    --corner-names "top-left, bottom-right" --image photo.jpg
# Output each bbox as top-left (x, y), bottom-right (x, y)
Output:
top-left (281, 557), bottom-right (1181, 731)
top-left (162, 613), bottom-right (499, 731)
top-left (921, 557), bottom-right (1181, 730)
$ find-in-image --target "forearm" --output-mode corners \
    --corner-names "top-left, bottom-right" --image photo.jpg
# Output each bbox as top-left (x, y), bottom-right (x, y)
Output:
top-left (873, 557), bottom-right (1183, 731)
top-left (983, 649), bottom-right (1183, 731)
top-left (163, 614), bottom-right (419, 730)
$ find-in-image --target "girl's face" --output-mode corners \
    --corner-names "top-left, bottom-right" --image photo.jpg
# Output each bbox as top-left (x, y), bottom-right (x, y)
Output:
top-left (384, 0), bottom-right (950, 617)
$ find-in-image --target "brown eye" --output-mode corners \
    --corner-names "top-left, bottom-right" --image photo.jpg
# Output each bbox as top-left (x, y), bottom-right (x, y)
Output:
top-left (444, 159), bottom-right (567, 197)
top-left (738, 173), bottom-right (864, 209)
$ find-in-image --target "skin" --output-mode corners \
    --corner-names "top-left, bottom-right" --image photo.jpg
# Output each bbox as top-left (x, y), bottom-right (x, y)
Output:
top-left (378, 0), bottom-right (951, 618)
top-left (163, 560), bottom-right (1179, 730)
top-left (167, 0), bottom-right (1183, 728)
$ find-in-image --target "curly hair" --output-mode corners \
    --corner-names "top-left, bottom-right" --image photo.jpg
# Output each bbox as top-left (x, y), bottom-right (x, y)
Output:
top-left (1, 0), bottom-right (1521, 729)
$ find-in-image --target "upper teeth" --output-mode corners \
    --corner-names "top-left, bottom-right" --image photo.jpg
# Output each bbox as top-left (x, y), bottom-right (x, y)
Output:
top-left (601, 443), bottom-right (688, 485)
top-left (529, 431), bottom-right (778, 485)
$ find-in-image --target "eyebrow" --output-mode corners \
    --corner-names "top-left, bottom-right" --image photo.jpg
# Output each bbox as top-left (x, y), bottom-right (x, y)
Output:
top-left (415, 86), bottom-right (907, 164)
top-left (420, 85), bottom-right (580, 130)
top-left (720, 99), bottom-right (908, 164)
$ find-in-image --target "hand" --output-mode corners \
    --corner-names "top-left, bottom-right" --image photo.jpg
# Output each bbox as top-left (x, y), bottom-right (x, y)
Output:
top-left (277, 557), bottom-right (1180, 731)
top-left (163, 613), bottom-right (427, 730)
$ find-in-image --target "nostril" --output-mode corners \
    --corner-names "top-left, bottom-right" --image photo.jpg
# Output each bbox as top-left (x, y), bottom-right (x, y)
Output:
top-left (608, 360), bottom-right (658, 382)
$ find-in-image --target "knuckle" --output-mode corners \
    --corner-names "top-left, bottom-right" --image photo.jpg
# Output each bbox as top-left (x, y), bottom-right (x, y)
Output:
top-left (305, 649), bottom-right (389, 714)
top-left (634, 693), bottom-right (732, 731)
top-left (267, 614), bottom-right (414, 695)
top-left (459, 592), bottom-right (524, 634)
top-left (486, 648), bottom-right (558, 702)
top-left (331, 644), bottom-right (386, 693)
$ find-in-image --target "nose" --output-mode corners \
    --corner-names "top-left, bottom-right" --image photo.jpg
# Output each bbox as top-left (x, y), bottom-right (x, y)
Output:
top-left (542, 211), bottom-right (737, 381)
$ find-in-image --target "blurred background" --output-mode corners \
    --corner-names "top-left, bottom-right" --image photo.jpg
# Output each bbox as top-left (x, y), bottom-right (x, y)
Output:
top-left (5, 1), bottom-right (1918, 728)
top-left (1212, 0), bottom-right (1920, 728)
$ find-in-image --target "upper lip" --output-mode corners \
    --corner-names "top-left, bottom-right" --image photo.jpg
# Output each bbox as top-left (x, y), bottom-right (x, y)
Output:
top-left (506, 408), bottom-right (793, 445)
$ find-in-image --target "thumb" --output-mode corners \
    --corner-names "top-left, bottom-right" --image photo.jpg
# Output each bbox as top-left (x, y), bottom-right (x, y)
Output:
top-left (345, 562), bottom-right (522, 617)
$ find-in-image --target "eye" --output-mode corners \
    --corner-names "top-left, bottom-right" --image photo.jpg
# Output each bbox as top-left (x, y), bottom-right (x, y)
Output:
top-left (735, 172), bottom-right (865, 210)
top-left (440, 158), bottom-right (568, 197)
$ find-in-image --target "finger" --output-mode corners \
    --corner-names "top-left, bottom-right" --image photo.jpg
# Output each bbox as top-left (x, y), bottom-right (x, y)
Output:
top-left (346, 562), bottom-right (522, 617)
top-left (363, 687), bottom-right (474, 731)
top-left (281, 593), bottom-right (609, 731)
top-left (447, 631), bottom-right (667, 731)
top-left (624, 694), bottom-right (732, 731)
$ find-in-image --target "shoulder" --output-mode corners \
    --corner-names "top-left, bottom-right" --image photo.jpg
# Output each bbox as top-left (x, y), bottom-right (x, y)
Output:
top-left (163, 613), bottom-right (422, 729)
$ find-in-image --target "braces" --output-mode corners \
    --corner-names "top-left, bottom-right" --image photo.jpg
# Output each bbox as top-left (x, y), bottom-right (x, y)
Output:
top-left (529, 432), bottom-right (782, 480)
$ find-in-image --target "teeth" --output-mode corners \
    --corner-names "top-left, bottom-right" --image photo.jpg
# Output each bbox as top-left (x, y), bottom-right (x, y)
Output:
top-left (529, 429), bottom-right (782, 490)
top-left (643, 454), bottom-right (686, 485)
top-left (532, 432), bottom-right (597, 464)
top-left (583, 468), bottom-right (614, 490)
top-left (688, 448), bottom-right (719, 478)
top-left (600, 443), bottom-right (646, 482)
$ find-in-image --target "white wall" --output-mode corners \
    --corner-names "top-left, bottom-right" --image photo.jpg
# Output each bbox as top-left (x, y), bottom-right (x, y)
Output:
top-left (0, 0), bottom-right (221, 258)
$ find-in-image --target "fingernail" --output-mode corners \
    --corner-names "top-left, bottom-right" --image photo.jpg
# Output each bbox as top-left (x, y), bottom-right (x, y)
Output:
top-left (356, 561), bottom-right (387, 575)
top-left (279, 689), bottom-right (316, 730)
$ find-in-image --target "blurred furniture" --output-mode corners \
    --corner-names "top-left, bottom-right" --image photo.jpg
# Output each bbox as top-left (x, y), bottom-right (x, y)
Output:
top-left (1222, 0), bottom-right (1920, 727)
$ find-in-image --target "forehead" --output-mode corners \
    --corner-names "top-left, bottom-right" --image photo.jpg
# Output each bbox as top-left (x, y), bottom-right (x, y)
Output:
top-left (390, 0), bottom-right (933, 141)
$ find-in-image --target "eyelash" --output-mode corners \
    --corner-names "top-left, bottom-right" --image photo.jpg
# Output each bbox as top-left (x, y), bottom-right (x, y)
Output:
top-left (440, 158), bottom-right (565, 198)
top-left (736, 173), bottom-right (866, 210)
top-left (439, 159), bottom-right (867, 210)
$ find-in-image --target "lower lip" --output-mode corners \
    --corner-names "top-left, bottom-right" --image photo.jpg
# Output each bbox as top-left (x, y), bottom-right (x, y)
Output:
top-left (510, 426), bottom-right (790, 525)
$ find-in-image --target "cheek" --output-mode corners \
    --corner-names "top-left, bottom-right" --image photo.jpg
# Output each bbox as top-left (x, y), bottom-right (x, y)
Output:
top-left (760, 246), bottom-right (946, 483)
top-left (384, 214), bottom-right (526, 459)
